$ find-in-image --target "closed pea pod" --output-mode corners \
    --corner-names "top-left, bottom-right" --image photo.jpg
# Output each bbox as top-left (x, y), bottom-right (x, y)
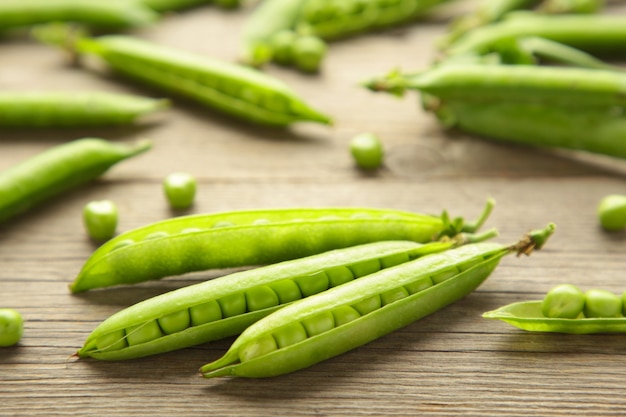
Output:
top-left (76, 239), bottom-right (480, 360)
top-left (0, 91), bottom-right (168, 128)
top-left (200, 224), bottom-right (554, 378)
top-left (0, 138), bottom-right (151, 224)
top-left (0, 0), bottom-right (158, 32)
top-left (57, 33), bottom-right (332, 127)
top-left (69, 200), bottom-right (495, 292)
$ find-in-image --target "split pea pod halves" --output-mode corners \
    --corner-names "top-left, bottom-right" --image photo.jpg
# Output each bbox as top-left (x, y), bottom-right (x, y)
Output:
top-left (0, 92), bottom-right (168, 128)
top-left (201, 224), bottom-right (555, 378)
top-left (67, 34), bottom-right (331, 126)
top-left (0, 138), bottom-right (151, 224)
top-left (69, 199), bottom-right (495, 293)
top-left (0, 0), bottom-right (158, 32)
top-left (78, 239), bottom-right (483, 360)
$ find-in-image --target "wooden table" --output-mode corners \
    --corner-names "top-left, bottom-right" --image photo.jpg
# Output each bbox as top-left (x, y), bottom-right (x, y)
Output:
top-left (2, 2), bottom-right (626, 416)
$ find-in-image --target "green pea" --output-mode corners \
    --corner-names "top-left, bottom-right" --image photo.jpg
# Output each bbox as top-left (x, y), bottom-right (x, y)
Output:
top-left (190, 300), bottom-right (222, 326)
top-left (95, 330), bottom-right (127, 352)
top-left (291, 35), bottom-right (327, 73)
top-left (326, 265), bottom-right (355, 287)
top-left (126, 320), bottom-right (162, 346)
top-left (348, 258), bottom-right (380, 277)
top-left (301, 311), bottom-right (335, 336)
top-left (269, 30), bottom-right (298, 65)
top-left (218, 293), bottom-right (247, 318)
top-left (404, 276), bottom-right (433, 295)
top-left (163, 172), bottom-right (197, 210)
top-left (331, 306), bottom-right (361, 326)
top-left (350, 132), bottom-right (384, 170)
top-left (381, 287), bottom-right (410, 306)
top-left (541, 284), bottom-right (585, 319)
top-left (158, 310), bottom-right (191, 335)
top-left (352, 295), bottom-right (382, 315)
top-left (294, 271), bottom-right (329, 297)
top-left (597, 194), bottom-right (626, 232)
top-left (239, 335), bottom-right (277, 363)
top-left (273, 322), bottom-right (307, 348)
top-left (431, 268), bottom-right (459, 284)
top-left (584, 289), bottom-right (622, 318)
top-left (83, 200), bottom-right (119, 242)
top-left (246, 286), bottom-right (280, 311)
top-left (269, 279), bottom-right (302, 304)
top-left (380, 252), bottom-right (411, 268)
top-left (0, 309), bottom-right (23, 347)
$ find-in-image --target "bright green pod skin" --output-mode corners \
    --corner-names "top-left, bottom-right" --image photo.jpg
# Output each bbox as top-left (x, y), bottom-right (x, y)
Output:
top-left (430, 100), bottom-right (626, 160)
top-left (239, 0), bottom-right (307, 67)
top-left (75, 35), bottom-right (331, 127)
top-left (295, 0), bottom-right (454, 41)
top-left (0, 92), bottom-right (168, 128)
top-left (140, 0), bottom-right (239, 13)
top-left (439, 0), bottom-right (539, 48)
top-left (0, 138), bottom-right (151, 225)
top-left (445, 13), bottom-right (626, 57)
top-left (76, 240), bottom-right (460, 360)
top-left (392, 64), bottom-right (626, 109)
top-left (69, 200), bottom-right (496, 293)
top-left (597, 195), bottom-right (626, 232)
top-left (200, 224), bottom-right (554, 378)
top-left (0, 0), bottom-right (158, 32)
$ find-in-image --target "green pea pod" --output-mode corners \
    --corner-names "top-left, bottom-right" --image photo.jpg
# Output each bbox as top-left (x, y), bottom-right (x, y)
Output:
top-left (483, 300), bottom-right (626, 334)
top-left (200, 224), bottom-right (555, 378)
top-left (0, 138), bottom-right (151, 224)
top-left (140, 0), bottom-right (239, 13)
top-left (0, 91), bottom-right (168, 127)
top-left (78, 238), bottom-right (504, 360)
top-left (439, 0), bottom-right (539, 48)
top-left (444, 12), bottom-right (626, 57)
top-left (0, 0), bottom-right (158, 32)
top-left (69, 200), bottom-right (496, 293)
top-left (430, 99), bottom-right (626, 160)
top-left (379, 64), bottom-right (626, 108)
top-left (239, 0), bottom-right (307, 67)
top-left (536, 0), bottom-right (604, 14)
top-left (295, 0), bottom-right (454, 41)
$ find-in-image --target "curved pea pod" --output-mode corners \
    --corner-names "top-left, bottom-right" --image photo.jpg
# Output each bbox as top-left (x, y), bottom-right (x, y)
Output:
top-left (429, 99), bottom-right (626, 160)
top-left (76, 239), bottom-right (483, 360)
top-left (0, 0), bottom-right (158, 32)
top-left (370, 64), bottom-right (626, 108)
top-left (69, 200), bottom-right (496, 293)
top-left (444, 13), bottom-right (626, 57)
top-left (200, 224), bottom-right (555, 378)
top-left (0, 91), bottom-right (168, 128)
top-left (140, 0), bottom-right (239, 13)
top-left (239, 0), bottom-right (307, 67)
top-left (483, 300), bottom-right (626, 334)
top-left (70, 35), bottom-right (331, 127)
top-left (294, 0), bottom-right (454, 41)
top-left (0, 138), bottom-right (151, 224)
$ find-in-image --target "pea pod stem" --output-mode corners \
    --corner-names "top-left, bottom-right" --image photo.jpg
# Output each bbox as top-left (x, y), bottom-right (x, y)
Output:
top-left (0, 138), bottom-right (151, 224)
top-left (200, 224), bottom-right (555, 378)
top-left (483, 300), bottom-right (626, 334)
top-left (69, 200), bottom-right (496, 293)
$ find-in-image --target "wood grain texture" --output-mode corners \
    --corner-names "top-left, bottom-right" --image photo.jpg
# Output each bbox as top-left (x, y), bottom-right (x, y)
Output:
top-left (1, 1), bottom-right (626, 416)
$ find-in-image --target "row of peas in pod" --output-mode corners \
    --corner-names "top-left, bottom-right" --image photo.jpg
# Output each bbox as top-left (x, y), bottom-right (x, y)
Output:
top-left (484, 284), bottom-right (626, 335)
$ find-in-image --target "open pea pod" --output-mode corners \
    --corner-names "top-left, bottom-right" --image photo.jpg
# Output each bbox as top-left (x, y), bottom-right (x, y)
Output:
top-left (78, 238), bottom-right (494, 360)
top-left (201, 224), bottom-right (555, 378)
top-left (483, 301), bottom-right (626, 334)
